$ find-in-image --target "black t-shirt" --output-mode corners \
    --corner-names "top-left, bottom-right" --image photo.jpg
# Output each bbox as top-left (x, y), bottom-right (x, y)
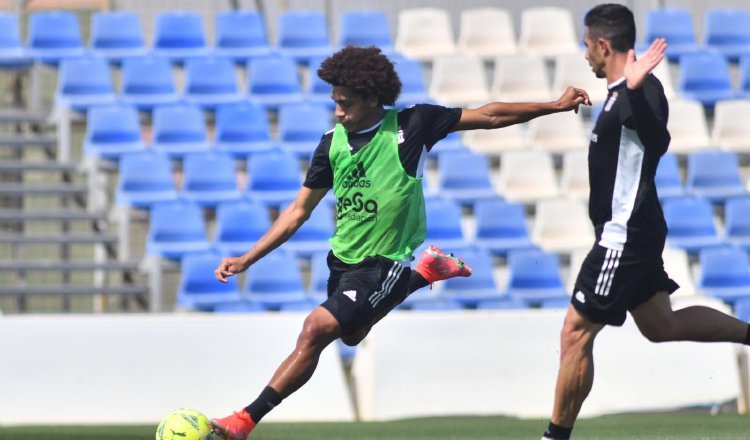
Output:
top-left (588, 74), bottom-right (670, 255)
top-left (303, 104), bottom-right (462, 189)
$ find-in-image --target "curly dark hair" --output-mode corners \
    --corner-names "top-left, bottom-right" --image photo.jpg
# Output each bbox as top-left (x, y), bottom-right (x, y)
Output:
top-left (317, 46), bottom-right (402, 106)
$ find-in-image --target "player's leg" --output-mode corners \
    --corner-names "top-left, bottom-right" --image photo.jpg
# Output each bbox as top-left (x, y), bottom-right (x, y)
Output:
top-left (631, 291), bottom-right (748, 343)
top-left (543, 305), bottom-right (604, 440)
top-left (211, 306), bottom-right (341, 439)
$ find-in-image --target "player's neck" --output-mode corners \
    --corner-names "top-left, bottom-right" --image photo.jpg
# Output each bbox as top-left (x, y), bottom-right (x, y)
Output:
top-left (605, 53), bottom-right (628, 84)
top-left (349, 107), bottom-right (386, 134)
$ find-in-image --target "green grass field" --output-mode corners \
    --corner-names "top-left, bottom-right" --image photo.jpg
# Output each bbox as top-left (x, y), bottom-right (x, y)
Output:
top-left (1, 413), bottom-right (747, 440)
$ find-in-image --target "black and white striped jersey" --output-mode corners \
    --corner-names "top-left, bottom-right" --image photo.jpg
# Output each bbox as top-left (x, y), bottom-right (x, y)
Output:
top-left (587, 74), bottom-right (670, 255)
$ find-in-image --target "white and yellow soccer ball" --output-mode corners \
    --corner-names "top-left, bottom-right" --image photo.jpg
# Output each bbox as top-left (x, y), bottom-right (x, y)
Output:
top-left (156, 408), bottom-right (212, 440)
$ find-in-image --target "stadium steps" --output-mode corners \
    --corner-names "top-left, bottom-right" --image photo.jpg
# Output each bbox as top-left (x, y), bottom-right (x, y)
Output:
top-left (0, 260), bottom-right (140, 271)
top-left (0, 209), bottom-right (107, 222)
top-left (0, 285), bottom-right (149, 296)
top-left (0, 134), bottom-right (57, 149)
top-left (0, 233), bottom-right (118, 244)
top-left (0, 183), bottom-right (88, 196)
top-left (1, 108), bottom-right (150, 313)
top-left (0, 160), bottom-right (78, 172)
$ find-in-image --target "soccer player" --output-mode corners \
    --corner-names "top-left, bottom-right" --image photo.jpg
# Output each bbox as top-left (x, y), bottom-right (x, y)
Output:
top-left (210, 45), bottom-right (590, 440)
top-left (541, 5), bottom-right (750, 440)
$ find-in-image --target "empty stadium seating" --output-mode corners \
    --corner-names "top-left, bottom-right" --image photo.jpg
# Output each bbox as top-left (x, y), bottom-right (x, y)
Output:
top-left (640, 9), bottom-right (700, 62)
top-left (457, 8), bottom-right (517, 58)
top-left (83, 104), bottom-right (145, 161)
top-left (0, 13), bottom-right (31, 69)
top-left (395, 8), bottom-right (456, 60)
top-left (27, 11), bottom-right (85, 65)
top-left (152, 11), bottom-right (209, 62)
top-left (214, 11), bottom-right (271, 62)
top-left (89, 11), bottom-right (147, 62)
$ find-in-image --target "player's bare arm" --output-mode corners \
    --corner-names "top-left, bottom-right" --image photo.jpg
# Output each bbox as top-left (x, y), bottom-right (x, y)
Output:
top-left (454, 86), bottom-right (591, 131)
top-left (214, 186), bottom-right (328, 283)
top-left (625, 38), bottom-right (667, 90)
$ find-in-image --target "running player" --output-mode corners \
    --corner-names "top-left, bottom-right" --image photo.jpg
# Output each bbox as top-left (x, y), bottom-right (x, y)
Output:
top-left (541, 5), bottom-right (750, 440)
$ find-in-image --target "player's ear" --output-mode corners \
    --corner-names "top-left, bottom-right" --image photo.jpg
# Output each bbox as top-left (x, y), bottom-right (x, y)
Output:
top-left (597, 37), bottom-right (611, 56)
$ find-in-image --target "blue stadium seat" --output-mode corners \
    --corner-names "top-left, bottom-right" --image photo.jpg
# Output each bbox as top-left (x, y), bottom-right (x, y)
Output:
top-left (392, 56), bottom-right (429, 108)
top-left (704, 9), bottom-right (750, 62)
top-left (431, 131), bottom-right (467, 155)
top-left (678, 52), bottom-right (736, 108)
top-left (506, 248), bottom-right (567, 305)
top-left (654, 153), bottom-right (685, 200)
top-left (55, 57), bottom-right (115, 111)
top-left (308, 251), bottom-right (329, 300)
top-left (475, 297), bottom-right (528, 310)
top-left (245, 250), bottom-right (307, 309)
top-left (151, 104), bottom-right (209, 159)
top-left (213, 102), bottom-right (274, 157)
top-left (213, 301), bottom-right (267, 313)
top-left (474, 198), bottom-right (533, 256)
top-left (640, 9), bottom-right (700, 62)
top-left (733, 297), bottom-right (750, 321)
top-left (177, 250), bottom-right (241, 311)
top-left (152, 12), bottom-right (209, 62)
top-left (409, 298), bottom-right (465, 311)
top-left (663, 196), bottom-right (723, 254)
top-left (338, 11), bottom-right (394, 54)
top-left (278, 299), bottom-right (320, 312)
top-left (698, 246), bottom-right (750, 304)
top-left (146, 199), bottom-right (210, 260)
top-left (120, 56), bottom-right (178, 111)
top-left (214, 11), bottom-right (271, 63)
top-left (424, 197), bottom-right (468, 250)
top-left (246, 151), bottom-right (301, 207)
top-left (213, 199), bottom-right (270, 256)
top-left (0, 13), bottom-right (31, 69)
top-left (247, 55), bottom-right (304, 110)
top-left (115, 151), bottom-right (177, 208)
top-left (27, 11), bottom-right (84, 65)
top-left (181, 152), bottom-right (241, 207)
top-left (306, 56), bottom-right (333, 108)
top-left (276, 10), bottom-right (333, 63)
top-left (277, 103), bottom-right (331, 158)
top-left (540, 297), bottom-right (572, 309)
top-left (436, 150), bottom-right (496, 206)
top-left (442, 247), bottom-right (500, 307)
top-left (724, 197), bottom-right (750, 249)
top-left (89, 12), bottom-right (146, 62)
top-left (83, 104), bottom-right (144, 161)
top-left (686, 151), bottom-right (745, 202)
top-left (740, 55), bottom-right (750, 98)
top-left (183, 56), bottom-right (242, 109)
top-left (283, 204), bottom-right (334, 257)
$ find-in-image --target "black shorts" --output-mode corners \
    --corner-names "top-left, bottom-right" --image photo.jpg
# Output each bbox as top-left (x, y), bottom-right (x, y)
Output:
top-left (320, 251), bottom-right (411, 337)
top-left (572, 244), bottom-right (679, 326)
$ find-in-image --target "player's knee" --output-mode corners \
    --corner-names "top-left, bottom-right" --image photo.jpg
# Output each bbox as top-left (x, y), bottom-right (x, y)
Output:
top-left (560, 316), bottom-right (595, 353)
top-left (300, 313), bottom-right (339, 348)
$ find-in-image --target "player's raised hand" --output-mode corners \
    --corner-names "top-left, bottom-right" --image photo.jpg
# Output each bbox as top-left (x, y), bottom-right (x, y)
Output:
top-left (625, 37), bottom-right (666, 90)
top-left (556, 86), bottom-right (591, 114)
top-left (214, 255), bottom-right (250, 283)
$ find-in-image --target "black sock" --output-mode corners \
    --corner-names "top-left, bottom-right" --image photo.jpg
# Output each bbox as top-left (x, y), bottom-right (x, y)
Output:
top-left (744, 324), bottom-right (750, 345)
top-left (408, 270), bottom-right (429, 293)
top-left (244, 386), bottom-right (282, 423)
top-left (544, 422), bottom-right (573, 439)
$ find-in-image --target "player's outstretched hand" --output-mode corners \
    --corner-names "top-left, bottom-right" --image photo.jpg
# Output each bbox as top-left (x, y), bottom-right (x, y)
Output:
top-left (214, 255), bottom-right (250, 283)
top-left (556, 86), bottom-right (591, 114)
top-left (625, 37), bottom-right (666, 90)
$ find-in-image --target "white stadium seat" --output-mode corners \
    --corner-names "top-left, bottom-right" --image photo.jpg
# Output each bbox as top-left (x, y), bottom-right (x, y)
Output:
top-left (559, 150), bottom-right (590, 200)
top-left (457, 8), bottom-right (517, 58)
top-left (395, 8), bottom-right (455, 60)
top-left (497, 150), bottom-right (558, 203)
top-left (528, 111), bottom-right (588, 154)
top-left (491, 54), bottom-right (552, 102)
top-left (429, 55), bottom-right (489, 106)
top-left (519, 7), bottom-right (579, 57)
top-left (462, 123), bottom-right (526, 157)
top-left (667, 99), bottom-right (713, 154)
top-left (532, 198), bottom-right (595, 253)
top-left (552, 53), bottom-right (609, 104)
top-left (712, 99), bottom-right (750, 153)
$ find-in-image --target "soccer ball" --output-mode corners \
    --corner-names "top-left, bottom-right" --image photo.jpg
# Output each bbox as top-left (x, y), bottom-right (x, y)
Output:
top-left (156, 408), bottom-right (212, 440)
